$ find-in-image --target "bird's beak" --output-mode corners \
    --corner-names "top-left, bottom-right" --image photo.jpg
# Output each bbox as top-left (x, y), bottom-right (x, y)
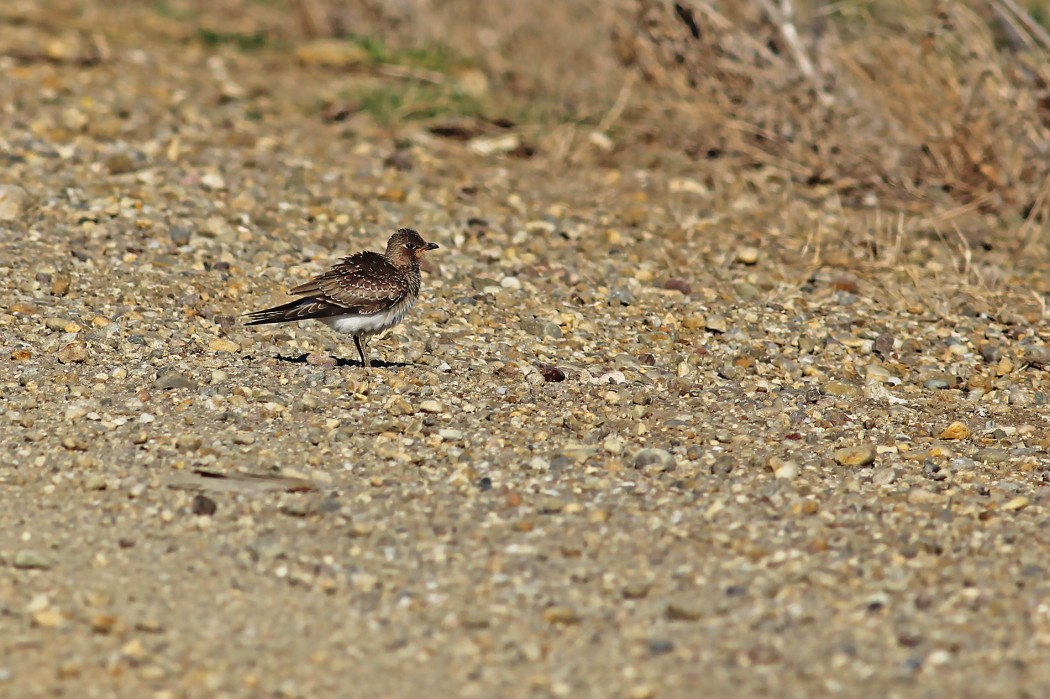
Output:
top-left (424, 242), bottom-right (440, 251)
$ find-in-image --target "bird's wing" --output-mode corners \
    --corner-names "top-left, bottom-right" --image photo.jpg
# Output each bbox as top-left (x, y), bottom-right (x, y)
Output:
top-left (288, 252), bottom-right (407, 315)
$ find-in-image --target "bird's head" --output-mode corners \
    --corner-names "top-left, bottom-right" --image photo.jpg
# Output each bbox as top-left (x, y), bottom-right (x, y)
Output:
top-left (385, 228), bottom-right (439, 267)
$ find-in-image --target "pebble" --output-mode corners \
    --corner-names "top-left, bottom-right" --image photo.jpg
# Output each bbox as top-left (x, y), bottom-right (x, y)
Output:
top-left (666, 599), bottom-right (703, 621)
top-left (155, 371), bottom-right (197, 390)
top-left (169, 226), bottom-right (191, 246)
top-left (705, 315), bottom-right (728, 333)
top-left (542, 606), bottom-right (581, 625)
top-left (0, 185), bottom-right (27, 221)
top-left (500, 276), bottom-right (522, 290)
top-left (833, 444), bottom-right (877, 467)
top-left (682, 313), bottom-right (706, 329)
top-left (192, 494), bottom-right (217, 516)
top-left (735, 246), bottom-right (760, 265)
top-left (539, 365), bottom-right (566, 382)
top-left (14, 549), bottom-right (53, 570)
top-left (979, 343), bottom-right (1002, 363)
top-left (907, 488), bottom-right (946, 505)
top-left (385, 397), bottom-right (414, 416)
top-left (939, 422), bottom-right (971, 440)
top-left (176, 433), bottom-right (204, 451)
top-left (419, 399), bottom-right (445, 414)
top-left (56, 342), bottom-right (88, 364)
top-left (632, 448), bottom-right (675, 471)
top-left (520, 318), bottom-right (563, 339)
top-left (773, 460), bottom-right (799, 480)
top-left (1003, 496), bottom-right (1030, 511)
top-left (822, 381), bottom-right (863, 399)
top-left (208, 338), bottom-right (240, 353)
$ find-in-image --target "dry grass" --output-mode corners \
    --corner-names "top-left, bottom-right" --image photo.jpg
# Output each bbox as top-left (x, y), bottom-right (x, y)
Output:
top-left (613, 0), bottom-right (1050, 226)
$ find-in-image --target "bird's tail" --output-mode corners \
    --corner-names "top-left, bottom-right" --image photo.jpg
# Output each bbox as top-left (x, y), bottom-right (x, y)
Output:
top-left (243, 297), bottom-right (333, 325)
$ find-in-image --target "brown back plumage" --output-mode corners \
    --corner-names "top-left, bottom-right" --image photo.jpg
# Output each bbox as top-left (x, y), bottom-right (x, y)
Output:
top-left (244, 228), bottom-right (438, 326)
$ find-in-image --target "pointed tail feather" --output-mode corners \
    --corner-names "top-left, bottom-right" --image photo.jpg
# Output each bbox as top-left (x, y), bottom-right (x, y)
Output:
top-left (243, 297), bottom-right (340, 326)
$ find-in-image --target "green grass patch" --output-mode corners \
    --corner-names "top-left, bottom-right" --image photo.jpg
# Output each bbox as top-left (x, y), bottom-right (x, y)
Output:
top-left (343, 82), bottom-right (485, 125)
top-left (343, 34), bottom-right (473, 74)
top-left (197, 27), bottom-right (269, 51)
top-left (151, 0), bottom-right (195, 21)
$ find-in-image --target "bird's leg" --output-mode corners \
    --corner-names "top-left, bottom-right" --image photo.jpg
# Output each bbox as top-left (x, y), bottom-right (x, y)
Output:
top-left (354, 335), bottom-right (369, 372)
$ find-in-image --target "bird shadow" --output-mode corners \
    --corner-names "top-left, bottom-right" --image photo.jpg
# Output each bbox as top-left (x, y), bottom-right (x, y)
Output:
top-left (273, 353), bottom-right (412, 369)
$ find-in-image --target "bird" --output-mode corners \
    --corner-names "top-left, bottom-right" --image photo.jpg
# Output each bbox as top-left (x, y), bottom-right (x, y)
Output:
top-left (244, 228), bottom-right (439, 370)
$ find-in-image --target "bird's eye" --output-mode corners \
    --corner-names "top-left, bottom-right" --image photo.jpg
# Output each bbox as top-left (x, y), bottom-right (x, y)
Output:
top-left (405, 242), bottom-right (416, 250)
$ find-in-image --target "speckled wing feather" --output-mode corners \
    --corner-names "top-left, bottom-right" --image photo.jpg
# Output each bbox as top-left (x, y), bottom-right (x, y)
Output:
top-left (244, 252), bottom-right (408, 325)
top-left (288, 252), bottom-right (409, 314)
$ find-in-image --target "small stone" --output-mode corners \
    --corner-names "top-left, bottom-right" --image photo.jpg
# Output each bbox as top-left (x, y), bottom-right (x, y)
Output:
top-left (538, 365), bottom-right (566, 382)
top-left (169, 226), bottom-right (191, 245)
top-left (191, 494), bottom-right (217, 516)
top-left (56, 342), bottom-right (88, 364)
top-left (31, 609), bottom-right (65, 629)
top-left (1003, 496), bottom-right (1030, 511)
top-left (682, 313), bottom-right (706, 330)
top-left (306, 353), bottom-right (337, 367)
top-left (632, 448), bottom-right (675, 471)
top-left (773, 460), bottom-right (799, 480)
top-left (200, 172), bottom-right (226, 191)
top-left (907, 488), bottom-right (946, 505)
top-left (622, 582), bottom-right (651, 599)
top-left (873, 334), bottom-right (895, 356)
top-left (176, 433), bottom-right (203, 451)
top-left (823, 381), bottom-right (863, 399)
top-left (500, 276), bottom-right (522, 290)
top-left (155, 370), bottom-right (197, 390)
top-left (705, 316), bottom-right (728, 333)
top-left (50, 274), bottom-right (71, 297)
top-left (520, 318), bottom-right (562, 339)
top-left (664, 278), bottom-right (691, 294)
top-left (1024, 345), bottom-right (1050, 367)
top-left (419, 399), bottom-right (444, 414)
top-left (350, 572), bottom-right (379, 593)
top-left (735, 246), bottom-right (760, 265)
top-left (385, 397), bottom-right (414, 416)
top-left (872, 467), bottom-right (898, 486)
top-left (61, 436), bottom-right (88, 451)
top-left (666, 600), bottom-right (703, 621)
top-left (939, 422), bottom-right (971, 440)
top-left (0, 185), bottom-right (27, 221)
top-left (14, 550), bottom-right (53, 570)
top-left (469, 133), bottom-right (521, 156)
top-left (833, 443), bottom-right (877, 467)
top-left (542, 606), bottom-right (581, 625)
top-left (90, 614), bottom-right (120, 634)
top-left (607, 288), bottom-right (635, 306)
top-left (979, 343), bottom-right (1002, 364)
top-left (208, 338), bottom-right (240, 353)
top-left (923, 376), bottom-right (954, 390)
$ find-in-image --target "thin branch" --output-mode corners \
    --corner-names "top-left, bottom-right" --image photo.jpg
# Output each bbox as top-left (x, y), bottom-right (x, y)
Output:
top-left (756, 0), bottom-right (821, 87)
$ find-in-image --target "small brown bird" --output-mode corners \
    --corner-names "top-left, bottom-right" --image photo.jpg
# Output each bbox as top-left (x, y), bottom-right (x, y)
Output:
top-left (245, 228), bottom-right (439, 369)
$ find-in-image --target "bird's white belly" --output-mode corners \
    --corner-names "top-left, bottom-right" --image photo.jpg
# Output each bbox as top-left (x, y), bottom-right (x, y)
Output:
top-left (321, 304), bottom-right (409, 336)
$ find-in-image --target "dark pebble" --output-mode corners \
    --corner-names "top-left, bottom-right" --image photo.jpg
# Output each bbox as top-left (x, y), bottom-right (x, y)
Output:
top-left (648, 639), bottom-right (675, 656)
top-left (664, 278), bottom-right (691, 294)
top-left (873, 333), bottom-right (895, 356)
top-left (539, 365), bottom-right (566, 382)
top-left (191, 494), bottom-right (217, 516)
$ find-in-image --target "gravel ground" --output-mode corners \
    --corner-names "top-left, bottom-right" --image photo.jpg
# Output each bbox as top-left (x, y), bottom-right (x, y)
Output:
top-left (4, 5), bottom-right (1050, 699)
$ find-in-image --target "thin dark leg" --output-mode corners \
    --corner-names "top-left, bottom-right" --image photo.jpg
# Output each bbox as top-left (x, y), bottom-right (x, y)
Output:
top-left (353, 335), bottom-right (368, 370)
